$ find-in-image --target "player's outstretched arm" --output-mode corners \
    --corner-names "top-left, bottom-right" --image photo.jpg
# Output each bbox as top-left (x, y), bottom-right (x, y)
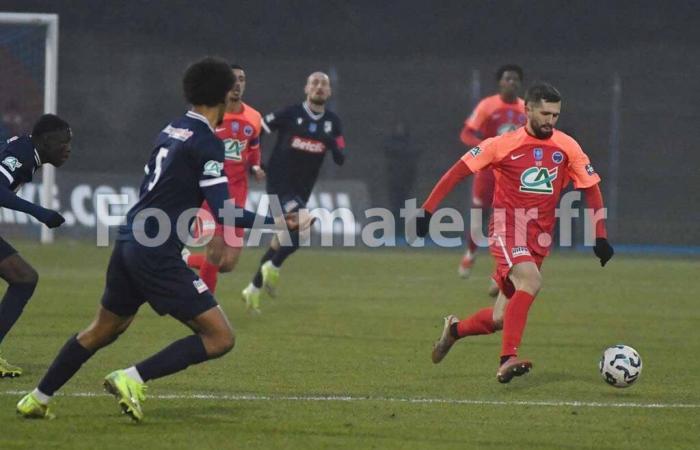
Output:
top-left (581, 184), bottom-right (614, 266)
top-left (0, 185), bottom-right (64, 228)
top-left (416, 160), bottom-right (473, 237)
top-left (200, 182), bottom-right (312, 232)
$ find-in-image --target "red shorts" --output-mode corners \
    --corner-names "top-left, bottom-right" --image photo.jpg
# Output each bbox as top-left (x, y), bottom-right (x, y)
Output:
top-left (489, 231), bottom-right (545, 299)
top-left (193, 180), bottom-right (248, 247)
top-left (471, 167), bottom-right (495, 209)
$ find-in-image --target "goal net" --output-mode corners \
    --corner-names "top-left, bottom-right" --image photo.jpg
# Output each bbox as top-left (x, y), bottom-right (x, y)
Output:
top-left (0, 12), bottom-right (58, 243)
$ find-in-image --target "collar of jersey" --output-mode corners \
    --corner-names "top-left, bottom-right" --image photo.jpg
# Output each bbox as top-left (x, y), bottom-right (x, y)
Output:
top-left (302, 101), bottom-right (325, 121)
top-left (186, 110), bottom-right (214, 132)
top-left (34, 148), bottom-right (42, 166)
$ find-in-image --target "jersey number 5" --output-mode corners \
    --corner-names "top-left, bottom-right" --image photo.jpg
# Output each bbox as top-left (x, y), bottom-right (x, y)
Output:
top-left (147, 147), bottom-right (169, 191)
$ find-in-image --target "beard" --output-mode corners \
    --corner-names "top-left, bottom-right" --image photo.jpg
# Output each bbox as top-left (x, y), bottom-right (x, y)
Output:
top-left (531, 122), bottom-right (553, 139)
top-left (309, 95), bottom-right (326, 106)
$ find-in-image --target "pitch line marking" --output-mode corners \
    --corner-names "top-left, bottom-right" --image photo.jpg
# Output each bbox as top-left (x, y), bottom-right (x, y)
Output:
top-left (2, 390), bottom-right (698, 409)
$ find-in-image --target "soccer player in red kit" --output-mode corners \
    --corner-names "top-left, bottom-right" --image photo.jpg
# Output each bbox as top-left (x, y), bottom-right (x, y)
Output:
top-left (184, 64), bottom-right (265, 293)
top-left (458, 65), bottom-right (526, 279)
top-left (417, 83), bottom-right (614, 383)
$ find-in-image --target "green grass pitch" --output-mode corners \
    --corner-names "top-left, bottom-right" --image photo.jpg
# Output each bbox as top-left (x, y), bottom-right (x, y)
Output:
top-left (0, 240), bottom-right (698, 449)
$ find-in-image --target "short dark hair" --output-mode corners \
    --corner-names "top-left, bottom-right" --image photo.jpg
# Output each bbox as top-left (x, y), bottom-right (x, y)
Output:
top-left (230, 63), bottom-right (244, 71)
top-left (496, 64), bottom-right (524, 82)
top-left (525, 82), bottom-right (562, 104)
top-left (182, 57), bottom-right (234, 107)
top-left (32, 114), bottom-right (70, 137)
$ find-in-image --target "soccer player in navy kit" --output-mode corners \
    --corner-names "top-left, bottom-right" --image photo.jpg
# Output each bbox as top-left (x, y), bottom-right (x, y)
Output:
top-left (17, 58), bottom-right (305, 421)
top-left (0, 114), bottom-right (71, 377)
top-left (242, 72), bottom-right (346, 310)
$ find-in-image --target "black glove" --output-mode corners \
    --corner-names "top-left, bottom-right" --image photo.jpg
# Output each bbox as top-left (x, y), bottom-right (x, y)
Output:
top-left (416, 210), bottom-right (432, 237)
top-left (593, 237), bottom-right (614, 267)
top-left (39, 209), bottom-right (66, 229)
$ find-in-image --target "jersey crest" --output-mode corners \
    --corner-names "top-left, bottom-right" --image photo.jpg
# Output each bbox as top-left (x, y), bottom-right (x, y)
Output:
top-left (2, 156), bottom-right (22, 172)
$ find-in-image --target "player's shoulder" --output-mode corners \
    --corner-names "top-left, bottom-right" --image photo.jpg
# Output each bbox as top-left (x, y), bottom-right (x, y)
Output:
top-left (324, 108), bottom-right (341, 123)
top-left (477, 95), bottom-right (503, 111)
top-left (1, 135), bottom-right (35, 162)
top-left (242, 102), bottom-right (262, 120)
top-left (550, 129), bottom-right (583, 154)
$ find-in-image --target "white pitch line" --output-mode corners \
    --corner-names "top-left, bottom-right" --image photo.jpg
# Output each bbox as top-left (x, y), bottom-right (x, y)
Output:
top-left (2, 390), bottom-right (698, 409)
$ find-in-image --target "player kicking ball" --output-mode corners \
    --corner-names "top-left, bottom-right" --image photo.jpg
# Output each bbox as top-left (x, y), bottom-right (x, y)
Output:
top-left (0, 115), bottom-right (71, 377)
top-left (17, 57), bottom-right (309, 421)
top-left (417, 83), bottom-right (614, 383)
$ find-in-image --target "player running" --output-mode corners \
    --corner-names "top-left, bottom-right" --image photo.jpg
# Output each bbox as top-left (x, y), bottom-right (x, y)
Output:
top-left (458, 65), bottom-right (526, 279)
top-left (17, 57), bottom-right (307, 421)
top-left (184, 64), bottom-right (265, 294)
top-left (0, 115), bottom-right (71, 377)
top-left (241, 71), bottom-right (346, 311)
top-left (418, 83), bottom-right (614, 383)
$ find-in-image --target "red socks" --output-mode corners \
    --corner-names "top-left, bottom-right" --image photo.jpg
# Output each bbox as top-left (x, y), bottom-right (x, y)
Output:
top-left (501, 290), bottom-right (536, 358)
top-left (456, 307), bottom-right (496, 337)
top-left (199, 260), bottom-right (219, 294)
top-left (186, 253), bottom-right (206, 269)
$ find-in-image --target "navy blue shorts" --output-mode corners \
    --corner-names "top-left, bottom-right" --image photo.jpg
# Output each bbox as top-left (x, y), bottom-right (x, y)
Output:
top-left (0, 236), bottom-right (18, 262)
top-left (101, 240), bottom-right (218, 322)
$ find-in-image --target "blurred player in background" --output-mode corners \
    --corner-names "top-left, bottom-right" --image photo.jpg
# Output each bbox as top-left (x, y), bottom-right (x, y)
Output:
top-left (458, 65), bottom-right (526, 279)
top-left (418, 83), bottom-right (614, 383)
top-left (0, 114), bottom-right (71, 377)
top-left (241, 72), bottom-right (346, 312)
top-left (183, 64), bottom-right (265, 294)
top-left (17, 57), bottom-right (308, 421)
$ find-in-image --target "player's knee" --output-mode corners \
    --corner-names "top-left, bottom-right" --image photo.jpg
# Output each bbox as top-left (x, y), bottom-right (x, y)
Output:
top-left (202, 327), bottom-right (235, 358)
top-left (487, 283), bottom-right (499, 298)
top-left (9, 264), bottom-right (39, 286)
top-left (491, 308), bottom-right (504, 330)
top-left (218, 255), bottom-right (239, 273)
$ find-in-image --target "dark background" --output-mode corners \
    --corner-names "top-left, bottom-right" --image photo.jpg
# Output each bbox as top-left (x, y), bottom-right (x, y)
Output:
top-left (2, 0), bottom-right (699, 246)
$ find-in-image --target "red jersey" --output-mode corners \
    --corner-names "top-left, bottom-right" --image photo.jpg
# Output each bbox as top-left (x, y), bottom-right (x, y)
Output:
top-left (462, 95), bottom-right (526, 143)
top-left (461, 127), bottom-right (600, 256)
top-left (214, 102), bottom-right (262, 184)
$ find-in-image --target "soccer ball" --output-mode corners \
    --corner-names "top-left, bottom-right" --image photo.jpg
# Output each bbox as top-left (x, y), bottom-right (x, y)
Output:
top-left (599, 345), bottom-right (642, 388)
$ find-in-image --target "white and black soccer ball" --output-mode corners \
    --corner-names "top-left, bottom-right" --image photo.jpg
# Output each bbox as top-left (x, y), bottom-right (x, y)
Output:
top-left (599, 345), bottom-right (642, 388)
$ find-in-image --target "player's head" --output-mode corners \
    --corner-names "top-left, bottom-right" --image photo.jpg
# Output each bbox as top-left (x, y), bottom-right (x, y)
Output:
top-left (227, 64), bottom-right (246, 107)
top-left (524, 83), bottom-right (561, 139)
top-left (496, 64), bottom-right (523, 99)
top-left (31, 114), bottom-right (72, 167)
top-left (304, 72), bottom-right (331, 106)
top-left (183, 57), bottom-right (235, 124)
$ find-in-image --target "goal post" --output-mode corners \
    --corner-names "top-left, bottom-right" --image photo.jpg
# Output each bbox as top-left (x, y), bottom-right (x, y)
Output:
top-left (0, 12), bottom-right (59, 243)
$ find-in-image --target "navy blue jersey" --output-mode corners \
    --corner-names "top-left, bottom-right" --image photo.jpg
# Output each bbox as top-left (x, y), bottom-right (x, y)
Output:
top-left (121, 111), bottom-right (227, 246)
top-left (262, 102), bottom-right (345, 200)
top-left (0, 135), bottom-right (42, 192)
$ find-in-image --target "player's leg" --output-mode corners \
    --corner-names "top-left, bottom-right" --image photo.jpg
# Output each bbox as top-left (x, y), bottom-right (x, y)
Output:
top-left (17, 306), bottom-right (135, 419)
top-left (459, 170), bottom-right (494, 278)
top-left (0, 239), bottom-right (38, 377)
top-left (496, 260), bottom-right (541, 383)
top-left (431, 298), bottom-right (499, 364)
top-left (199, 234), bottom-right (225, 293)
top-left (244, 234), bottom-right (278, 306)
top-left (133, 305), bottom-right (234, 384)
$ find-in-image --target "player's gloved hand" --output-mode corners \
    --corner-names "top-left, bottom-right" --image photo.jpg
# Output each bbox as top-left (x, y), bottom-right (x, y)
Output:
top-left (416, 210), bottom-right (433, 237)
top-left (593, 238), bottom-right (614, 267)
top-left (38, 209), bottom-right (65, 228)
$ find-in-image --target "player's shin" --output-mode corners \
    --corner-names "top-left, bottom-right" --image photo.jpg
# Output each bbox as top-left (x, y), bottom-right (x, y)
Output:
top-left (36, 334), bottom-right (95, 399)
top-left (500, 290), bottom-right (536, 358)
top-left (454, 307), bottom-right (496, 338)
top-left (0, 282), bottom-right (36, 344)
top-left (135, 334), bottom-right (209, 382)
